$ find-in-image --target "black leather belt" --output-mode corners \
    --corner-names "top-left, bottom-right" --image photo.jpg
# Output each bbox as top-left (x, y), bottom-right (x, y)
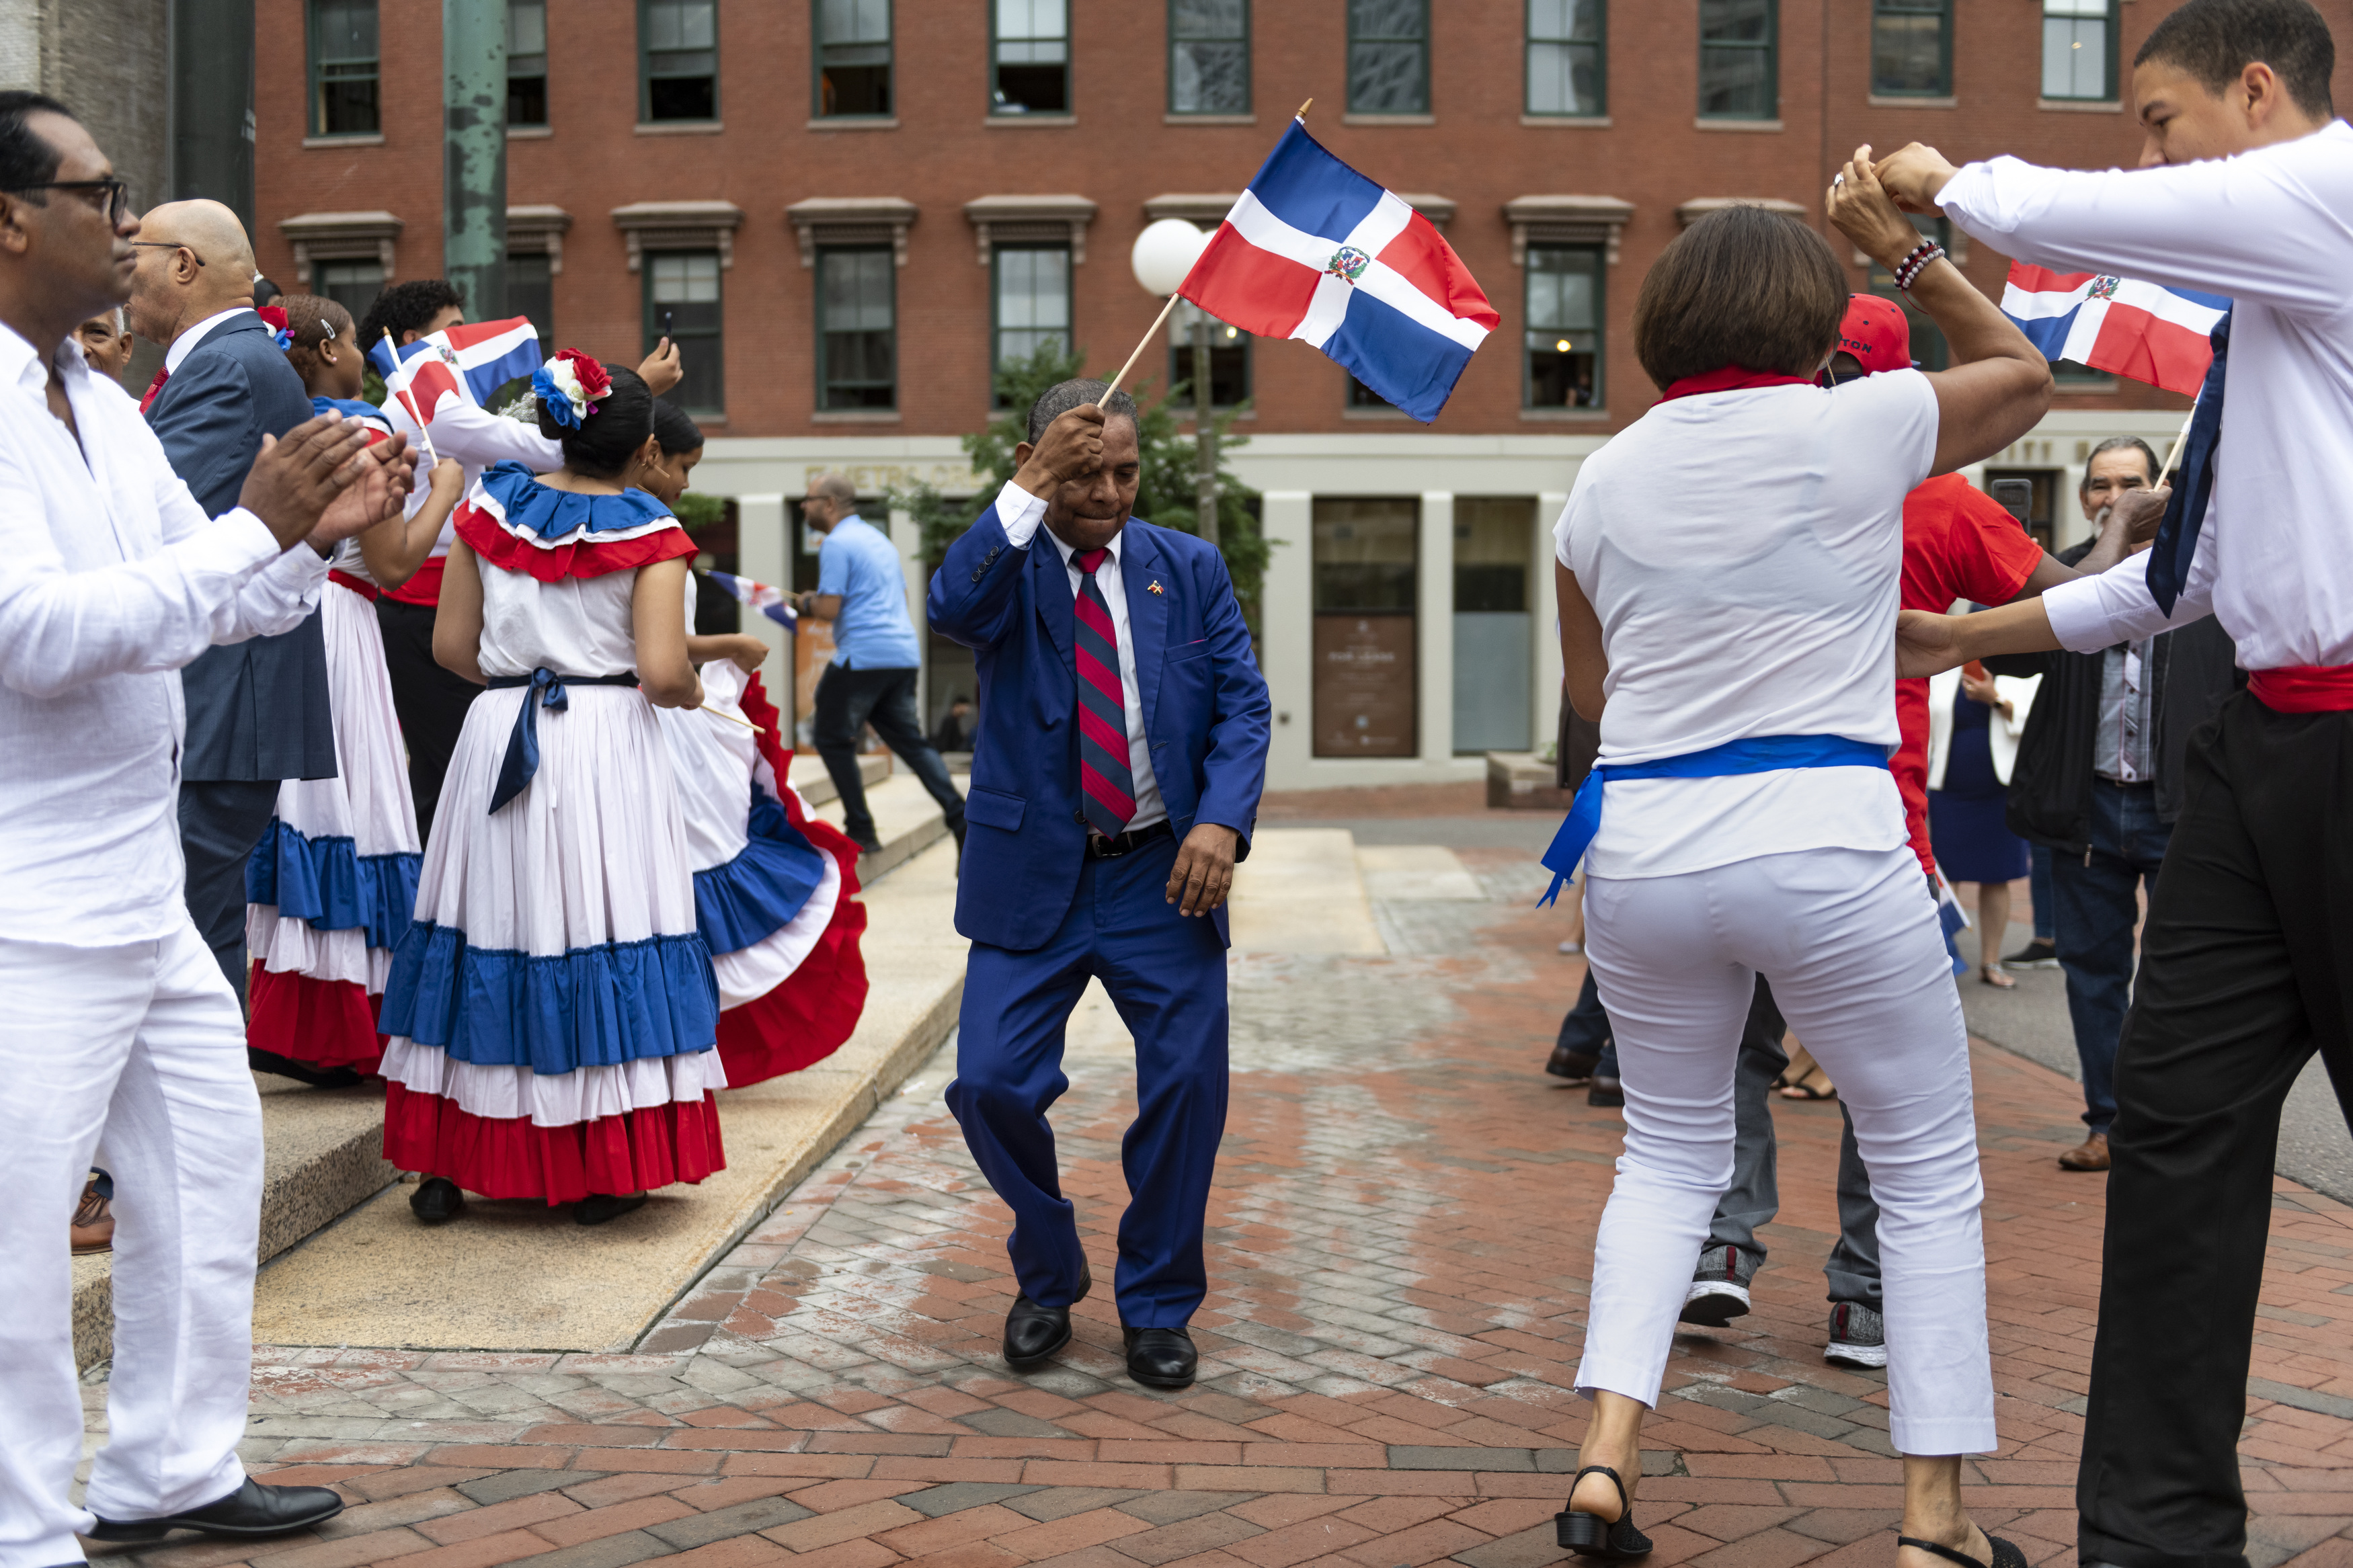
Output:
top-left (1083, 819), bottom-right (1173, 859)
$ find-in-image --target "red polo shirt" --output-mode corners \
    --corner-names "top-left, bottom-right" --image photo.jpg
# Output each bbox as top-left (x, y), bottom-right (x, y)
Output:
top-left (1895, 474), bottom-right (2046, 874)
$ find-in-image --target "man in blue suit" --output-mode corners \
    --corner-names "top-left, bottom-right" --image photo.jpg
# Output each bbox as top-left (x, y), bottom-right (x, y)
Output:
top-left (929, 378), bottom-right (1270, 1391)
top-left (128, 201), bottom-right (337, 1065)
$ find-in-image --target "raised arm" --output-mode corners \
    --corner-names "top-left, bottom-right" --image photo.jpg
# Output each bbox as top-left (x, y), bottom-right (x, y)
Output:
top-left (1829, 147), bottom-right (2052, 477)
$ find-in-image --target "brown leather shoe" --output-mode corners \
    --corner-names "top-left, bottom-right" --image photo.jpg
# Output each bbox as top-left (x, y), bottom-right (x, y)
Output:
top-left (2059, 1132), bottom-right (2111, 1172)
top-left (72, 1173), bottom-right (114, 1255)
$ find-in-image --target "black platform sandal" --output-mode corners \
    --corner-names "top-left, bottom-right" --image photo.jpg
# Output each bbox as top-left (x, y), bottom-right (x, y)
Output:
top-left (1897, 1531), bottom-right (2028, 1568)
top-left (1554, 1465), bottom-right (1652, 1559)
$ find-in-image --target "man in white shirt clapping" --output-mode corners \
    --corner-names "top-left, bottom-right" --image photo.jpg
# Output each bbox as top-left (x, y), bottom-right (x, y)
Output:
top-left (0, 91), bottom-right (414, 1566)
top-left (1877, 3), bottom-right (2353, 1564)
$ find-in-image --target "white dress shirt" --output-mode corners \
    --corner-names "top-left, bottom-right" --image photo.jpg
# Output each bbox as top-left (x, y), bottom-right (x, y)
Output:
top-left (1938, 120), bottom-right (2353, 669)
top-left (994, 479), bottom-right (1168, 831)
top-left (0, 323), bottom-right (327, 946)
top-left (162, 305), bottom-right (255, 374)
top-left (380, 390), bottom-right (563, 546)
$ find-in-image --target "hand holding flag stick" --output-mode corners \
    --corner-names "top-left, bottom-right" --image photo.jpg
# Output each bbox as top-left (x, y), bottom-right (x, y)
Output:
top-left (378, 329), bottom-right (442, 466)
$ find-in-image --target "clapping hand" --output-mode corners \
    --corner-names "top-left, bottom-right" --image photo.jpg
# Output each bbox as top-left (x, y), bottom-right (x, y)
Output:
top-left (238, 414), bottom-right (412, 552)
top-left (307, 432), bottom-right (420, 548)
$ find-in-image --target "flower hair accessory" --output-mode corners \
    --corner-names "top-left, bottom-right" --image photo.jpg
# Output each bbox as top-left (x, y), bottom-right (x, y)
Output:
top-left (257, 305), bottom-right (292, 352)
top-left (531, 348), bottom-right (611, 430)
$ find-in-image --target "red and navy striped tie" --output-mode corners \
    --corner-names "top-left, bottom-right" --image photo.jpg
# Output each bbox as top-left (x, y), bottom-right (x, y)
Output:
top-left (1072, 548), bottom-right (1136, 840)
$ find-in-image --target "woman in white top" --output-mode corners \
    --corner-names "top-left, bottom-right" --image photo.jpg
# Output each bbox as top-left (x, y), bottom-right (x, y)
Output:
top-left (1550, 158), bottom-right (2052, 1568)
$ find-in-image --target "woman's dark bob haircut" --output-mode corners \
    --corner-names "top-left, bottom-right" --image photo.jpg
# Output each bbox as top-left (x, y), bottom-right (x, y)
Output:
top-left (1632, 205), bottom-right (1849, 389)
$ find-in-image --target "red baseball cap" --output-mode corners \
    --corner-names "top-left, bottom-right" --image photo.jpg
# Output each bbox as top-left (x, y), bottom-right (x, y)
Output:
top-left (1835, 294), bottom-right (1912, 375)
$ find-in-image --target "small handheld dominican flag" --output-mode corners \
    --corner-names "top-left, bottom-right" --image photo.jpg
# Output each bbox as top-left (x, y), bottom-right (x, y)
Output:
top-left (1999, 264), bottom-right (2229, 398)
top-left (1179, 118), bottom-right (1499, 423)
top-left (705, 570), bottom-right (798, 630)
top-left (369, 317), bottom-right (545, 427)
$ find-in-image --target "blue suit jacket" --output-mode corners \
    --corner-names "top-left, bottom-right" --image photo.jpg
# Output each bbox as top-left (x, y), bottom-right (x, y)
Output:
top-left (147, 313), bottom-right (336, 782)
top-left (928, 501), bottom-right (1271, 952)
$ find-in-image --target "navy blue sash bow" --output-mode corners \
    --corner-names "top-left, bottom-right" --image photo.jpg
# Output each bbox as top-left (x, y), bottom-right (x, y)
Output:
top-left (485, 669), bottom-right (639, 813)
top-left (2147, 308), bottom-right (2230, 616)
top-left (1538, 733), bottom-right (1892, 905)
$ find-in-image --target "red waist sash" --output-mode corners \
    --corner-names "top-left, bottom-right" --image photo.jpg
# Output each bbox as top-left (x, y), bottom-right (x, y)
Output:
top-left (385, 553), bottom-right (446, 607)
top-left (2247, 665), bottom-right (2353, 712)
top-left (328, 569), bottom-right (378, 601)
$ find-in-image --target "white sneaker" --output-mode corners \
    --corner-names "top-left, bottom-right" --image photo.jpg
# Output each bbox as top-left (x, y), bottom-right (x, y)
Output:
top-left (1558, 938), bottom-right (1584, 955)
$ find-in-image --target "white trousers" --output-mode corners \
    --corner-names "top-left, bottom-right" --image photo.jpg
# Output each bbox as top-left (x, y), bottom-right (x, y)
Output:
top-left (1577, 845), bottom-right (1995, 1456)
top-left (0, 916), bottom-right (261, 1568)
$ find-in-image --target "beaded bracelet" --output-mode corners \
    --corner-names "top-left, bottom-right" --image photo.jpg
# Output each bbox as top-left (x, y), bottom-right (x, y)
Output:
top-left (1892, 240), bottom-right (1945, 292)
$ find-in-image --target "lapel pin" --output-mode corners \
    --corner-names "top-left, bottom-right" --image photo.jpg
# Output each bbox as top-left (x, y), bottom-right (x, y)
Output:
top-left (1148, 579), bottom-right (1164, 595)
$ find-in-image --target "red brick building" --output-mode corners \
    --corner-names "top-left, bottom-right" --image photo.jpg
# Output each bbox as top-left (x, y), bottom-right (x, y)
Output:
top-left (255, 0), bottom-right (2352, 786)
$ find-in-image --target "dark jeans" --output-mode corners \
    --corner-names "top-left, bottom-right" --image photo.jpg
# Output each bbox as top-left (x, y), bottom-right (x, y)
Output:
top-left (2028, 842), bottom-right (2056, 942)
top-left (177, 780), bottom-right (281, 1004)
top-left (1704, 979), bottom-right (1885, 1307)
top-left (376, 595), bottom-right (481, 839)
top-left (812, 663), bottom-right (965, 846)
top-left (2050, 780), bottom-right (2171, 1134)
top-left (2077, 696), bottom-right (2353, 1568)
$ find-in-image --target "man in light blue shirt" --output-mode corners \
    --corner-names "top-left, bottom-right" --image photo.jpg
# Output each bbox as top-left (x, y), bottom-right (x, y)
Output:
top-left (795, 472), bottom-right (965, 852)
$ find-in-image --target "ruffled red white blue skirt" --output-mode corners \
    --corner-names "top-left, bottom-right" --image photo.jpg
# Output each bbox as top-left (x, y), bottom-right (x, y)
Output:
top-left (376, 681), bottom-right (725, 1204)
top-left (243, 575), bottom-right (422, 1073)
top-left (656, 661), bottom-right (867, 1084)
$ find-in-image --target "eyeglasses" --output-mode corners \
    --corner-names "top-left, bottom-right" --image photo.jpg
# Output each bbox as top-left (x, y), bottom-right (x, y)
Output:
top-left (8, 177), bottom-right (132, 224)
top-left (129, 239), bottom-right (204, 266)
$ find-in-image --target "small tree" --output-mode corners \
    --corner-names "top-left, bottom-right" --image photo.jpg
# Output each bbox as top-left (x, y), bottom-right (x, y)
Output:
top-left (895, 340), bottom-right (1271, 628)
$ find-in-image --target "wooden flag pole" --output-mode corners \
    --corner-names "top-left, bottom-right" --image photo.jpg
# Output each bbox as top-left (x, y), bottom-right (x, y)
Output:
top-left (1101, 292), bottom-right (1184, 405)
top-left (701, 702), bottom-right (760, 731)
top-left (1296, 97), bottom-right (1313, 120)
top-left (2155, 391), bottom-right (2200, 488)
top-left (378, 329), bottom-right (443, 466)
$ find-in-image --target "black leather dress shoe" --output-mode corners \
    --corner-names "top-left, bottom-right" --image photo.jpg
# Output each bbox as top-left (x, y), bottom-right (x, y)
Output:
top-left (409, 1177), bottom-right (465, 1224)
top-left (247, 1047), bottom-right (364, 1089)
top-left (1122, 1325), bottom-right (1198, 1389)
top-left (88, 1478), bottom-right (345, 1542)
top-left (1004, 1259), bottom-right (1090, 1370)
top-left (575, 1191), bottom-right (649, 1225)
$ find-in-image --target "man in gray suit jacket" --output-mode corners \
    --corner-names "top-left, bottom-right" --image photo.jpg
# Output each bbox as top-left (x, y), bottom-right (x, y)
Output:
top-left (128, 200), bottom-right (337, 1042)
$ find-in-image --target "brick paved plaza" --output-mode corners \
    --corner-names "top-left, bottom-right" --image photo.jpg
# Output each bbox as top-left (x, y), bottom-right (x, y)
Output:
top-left (83, 842), bottom-right (2353, 1568)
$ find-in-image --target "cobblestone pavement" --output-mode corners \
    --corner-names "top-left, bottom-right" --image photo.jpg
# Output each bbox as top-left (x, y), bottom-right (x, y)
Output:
top-left (83, 849), bottom-right (2353, 1568)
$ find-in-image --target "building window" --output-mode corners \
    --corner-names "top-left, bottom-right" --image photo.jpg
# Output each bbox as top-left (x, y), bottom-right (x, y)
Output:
top-left (307, 0), bottom-right (380, 137)
top-left (647, 251), bottom-right (722, 413)
top-left (817, 247), bottom-right (895, 410)
top-left (1527, 1), bottom-right (1603, 117)
top-left (315, 259), bottom-right (383, 325)
top-left (1525, 246), bottom-right (1602, 408)
top-left (1169, 0), bottom-right (1248, 116)
top-left (506, 253), bottom-right (553, 354)
top-left (1453, 498), bottom-right (1536, 755)
top-left (1872, 0), bottom-right (1949, 96)
top-left (815, 0), bottom-right (891, 118)
top-left (992, 243), bottom-right (1070, 397)
top-left (641, 0), bottom-right (718, 122)
top-left (1698, 0), bottom-right (1775, 119)
top-left (2043, 0), bottom-right (2116, 100)
top-left (1868, 215), bottom-right (1950, 371)
top-left (508, 0), bottom-right (549, 126)
top-left (1348, 0), bottom-right (1429, 114)
top-left (992, 0), bottom-right (1070, 115)
top-left (1166, 302), bottom-right (1250, 407)
top-left (1313, 498), bottom-right (1419, 758)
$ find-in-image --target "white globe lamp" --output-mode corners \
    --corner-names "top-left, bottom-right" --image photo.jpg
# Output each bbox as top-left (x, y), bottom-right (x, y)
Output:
top-left (1130, 218), bottom-right (1207, 298)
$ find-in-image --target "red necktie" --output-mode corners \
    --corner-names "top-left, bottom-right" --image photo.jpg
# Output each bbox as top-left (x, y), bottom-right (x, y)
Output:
top-left (138, 367), bottom-right (168, 415)
top-left (1072, 548), bottom-right (1135, 839)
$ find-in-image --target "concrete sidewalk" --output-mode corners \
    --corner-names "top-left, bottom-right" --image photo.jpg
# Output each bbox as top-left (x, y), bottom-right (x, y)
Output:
top-left (79, 835), bottom-right (2353, 1568)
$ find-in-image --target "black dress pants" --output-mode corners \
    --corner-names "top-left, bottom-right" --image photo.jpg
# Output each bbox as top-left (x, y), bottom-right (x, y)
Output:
top-left (376, 595), bottom-right (480, 839)
top-left (2078, 693), bottom-right (2353, 1568)
top-left (811, 663), bottom-right (967, 848)
top-left (177, 779), bottom-right (282, 1003)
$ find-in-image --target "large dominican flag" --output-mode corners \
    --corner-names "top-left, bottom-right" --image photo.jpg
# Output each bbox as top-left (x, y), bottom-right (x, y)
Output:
top-left (368, 317), bottom-right (544, 425)
top-left (1179, 120), bottom-right (1498, 422)
top-left (2001, 264), bottom-right (2228, 397)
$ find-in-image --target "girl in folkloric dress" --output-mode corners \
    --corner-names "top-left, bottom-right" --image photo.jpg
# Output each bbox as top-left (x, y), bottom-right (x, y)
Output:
top-left (635, 405), bottom-right (871, 1086)
top-left (378, 355), bottom-right (723, 1227)
top-left (245, 295), bottom-right (464, 1085)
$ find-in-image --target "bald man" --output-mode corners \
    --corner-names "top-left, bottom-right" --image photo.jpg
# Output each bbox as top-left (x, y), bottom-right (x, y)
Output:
top-left (128, 200), bottom-right (342, 1077)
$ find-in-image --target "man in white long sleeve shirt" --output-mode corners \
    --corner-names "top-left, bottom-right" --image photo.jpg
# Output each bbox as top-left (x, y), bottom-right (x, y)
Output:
top-left (0, 93), bottom-right (413, 1568)
top-left (1878, 5), bottom-right (2351, 1565)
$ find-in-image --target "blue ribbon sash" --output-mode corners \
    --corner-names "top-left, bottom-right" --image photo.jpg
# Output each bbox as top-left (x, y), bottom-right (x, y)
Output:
top-left (485, 669), bottom-right (639, 813)
top-left (1538, 733), bottom-right (1892, 905)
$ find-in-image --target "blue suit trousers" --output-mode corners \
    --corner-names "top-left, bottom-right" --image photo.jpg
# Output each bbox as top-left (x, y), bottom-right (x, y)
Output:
top-left (947, 833), bottom-right (1228, 1328)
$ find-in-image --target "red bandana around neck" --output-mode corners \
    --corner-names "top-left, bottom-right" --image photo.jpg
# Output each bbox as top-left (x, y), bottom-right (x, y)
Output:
top-left (1657, 367), bottom-right (1817, 403)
